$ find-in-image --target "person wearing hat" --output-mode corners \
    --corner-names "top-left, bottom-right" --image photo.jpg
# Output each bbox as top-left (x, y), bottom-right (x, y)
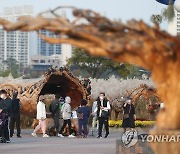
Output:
top-left (122, 97), bottom-right (136, 133)
top-left (31, 95), bottom-right (49, 138)
top-left (58, 96), bottom-right (75, 138)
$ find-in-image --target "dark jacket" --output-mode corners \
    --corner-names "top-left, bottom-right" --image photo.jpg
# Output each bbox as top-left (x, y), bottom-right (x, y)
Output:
top-left (77, 106), bottom-right (90, 120)
top-left (11, 98), bottom-right (20, 116)
top-left (0, 97), bottom-right (12, 116)
top-left (49, 99), bottom-right (60, 117)
top-left (96, 99), bottom-right (109, 118)
top-left (0, 111), bottom-right (8, 127)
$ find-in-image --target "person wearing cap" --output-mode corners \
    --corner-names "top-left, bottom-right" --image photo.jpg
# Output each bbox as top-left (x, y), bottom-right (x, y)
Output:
top-left (31, 95), bottom-right (49, 138)
top-left (122, 97), bottom-right (136, 133)
top-left (58, 96), bottom-right (75, 138)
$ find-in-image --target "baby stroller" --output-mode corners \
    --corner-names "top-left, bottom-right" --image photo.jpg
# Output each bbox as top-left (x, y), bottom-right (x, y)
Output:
top-left (0, 111), bottom-right (7, 143)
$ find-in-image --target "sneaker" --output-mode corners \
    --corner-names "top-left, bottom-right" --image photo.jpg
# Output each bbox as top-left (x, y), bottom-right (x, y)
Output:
top-left (104, 133), bottom-right (109, 138)
top-left (31, 132), bottom-right (37, 137)
top-left (68, 134), bottom-right (75, 138)
top-left (17, 135), bottom-right (22, 138)
top-left (97, 136), bottom-right (102, 139)
top-left (6, 140), bottom-right (11, 143)
top-left (43, 134), bottom-right (49, 138)
top-left (58, 134), bottom-right (64, 138)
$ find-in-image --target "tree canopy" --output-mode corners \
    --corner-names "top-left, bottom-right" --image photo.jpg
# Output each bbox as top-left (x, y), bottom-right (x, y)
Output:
top-left (68, 48), bottom-right (142, 79)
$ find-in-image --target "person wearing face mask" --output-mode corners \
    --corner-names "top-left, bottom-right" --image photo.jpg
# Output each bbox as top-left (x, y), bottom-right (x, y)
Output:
top-left (92, 92), bottom-right (110, 138)
top-left (122, 97), bottom-right (136, 133)
top-left (0, 90), bottom-right (12, 143)
top-left (31, 95), bottom-right (49, 138)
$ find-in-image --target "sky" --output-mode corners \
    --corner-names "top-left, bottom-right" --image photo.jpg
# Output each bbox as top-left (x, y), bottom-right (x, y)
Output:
top-left (0, 0), bottom-right (168, 30)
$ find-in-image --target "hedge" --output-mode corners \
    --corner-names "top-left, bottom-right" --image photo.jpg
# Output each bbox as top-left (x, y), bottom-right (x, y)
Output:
top-left (109, 120), bottom-right (155, 128)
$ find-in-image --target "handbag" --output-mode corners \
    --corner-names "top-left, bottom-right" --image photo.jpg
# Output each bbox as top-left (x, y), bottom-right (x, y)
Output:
top-left (123, 104), bottom-right (131, 119)
top-left (123, 114), bottom-right (129, 119)
top-left (78, 113), bottom-right (84, 120)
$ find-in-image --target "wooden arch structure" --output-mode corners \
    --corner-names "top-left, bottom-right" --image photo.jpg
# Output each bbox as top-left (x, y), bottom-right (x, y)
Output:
top-left (0, 67), bottom-right (90, 118)
top-left (110, 84), bottom-right (161, 120)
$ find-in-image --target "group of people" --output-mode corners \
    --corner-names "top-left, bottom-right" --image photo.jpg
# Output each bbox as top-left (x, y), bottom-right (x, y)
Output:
top-left (0, 90), bottom-right (21, 143)
top-left (0, 89), bottom-right (136, 142)
top-left (32, 91), bottom-right (136, 139)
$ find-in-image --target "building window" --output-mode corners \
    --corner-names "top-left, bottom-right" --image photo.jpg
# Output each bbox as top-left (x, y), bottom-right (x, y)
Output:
top-left (40, 60), bottom-right (45, 63)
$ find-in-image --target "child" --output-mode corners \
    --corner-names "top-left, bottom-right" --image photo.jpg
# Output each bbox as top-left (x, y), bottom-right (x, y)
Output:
top-left (0, 107), bottom-right (8, 143)
top-left (77, 99), bottom-right (90, 138)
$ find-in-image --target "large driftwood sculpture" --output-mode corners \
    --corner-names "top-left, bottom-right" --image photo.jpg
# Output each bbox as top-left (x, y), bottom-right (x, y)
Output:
top-left (111, 84), bottom-right (160, 120)
top-left (0, 67), bottom-right (90, 117)
top-left (0, 7), bottom-right (179, 153)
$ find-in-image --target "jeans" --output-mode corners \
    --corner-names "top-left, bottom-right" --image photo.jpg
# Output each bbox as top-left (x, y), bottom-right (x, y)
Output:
top-left (78, 119), bottom-right (88, 136)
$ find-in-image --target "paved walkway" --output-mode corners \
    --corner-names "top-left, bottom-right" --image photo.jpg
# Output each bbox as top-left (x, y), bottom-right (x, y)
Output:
top-left (0, 128), bottom-right (150, 154)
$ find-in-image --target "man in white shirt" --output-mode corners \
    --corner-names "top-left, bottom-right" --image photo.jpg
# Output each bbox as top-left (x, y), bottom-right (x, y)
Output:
top-left (93, 92), bottom-right (110, 138)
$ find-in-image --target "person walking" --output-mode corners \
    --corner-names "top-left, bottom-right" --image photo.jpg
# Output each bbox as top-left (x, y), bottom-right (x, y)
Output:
top-left (31, 95), bottom-right (49, 138)
top-left (93, 92), bottom-right (110, 138)
top-left (58, 96), bottom-right (75, 138)
top-left (122, 97), bottom-right (136, 133)
top-left (48, 94), bottom-right (61, 136)
top-left (77, 99), bottom-right (90, 138)
top-left (10, 92), bottom-right (21, 138)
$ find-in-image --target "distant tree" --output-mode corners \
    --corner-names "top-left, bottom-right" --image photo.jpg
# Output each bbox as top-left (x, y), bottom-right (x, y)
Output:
top-left (0, 58), bottom-right (20, 78)
top-left (68, 48), bottom-right (141, 79)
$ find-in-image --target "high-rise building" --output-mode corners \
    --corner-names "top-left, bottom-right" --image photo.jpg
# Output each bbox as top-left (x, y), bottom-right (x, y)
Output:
top-left (0, 5), bottom-right (33, 67)
top-left (0, 5), bottom-right (73, 70)
top-left (37, 30), bottom-right (62, 56)
top-left (168, 10), bottom-right (180, 36)
top-left (36, 11), bottom-right (73, 65)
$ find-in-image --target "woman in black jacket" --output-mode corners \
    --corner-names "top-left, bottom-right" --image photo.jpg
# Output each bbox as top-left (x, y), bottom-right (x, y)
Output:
top-left (122, 97), bottom-right (136, 133)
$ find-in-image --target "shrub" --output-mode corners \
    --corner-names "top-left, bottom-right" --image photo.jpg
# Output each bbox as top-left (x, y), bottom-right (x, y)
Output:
top-left (109, 120), bottom-right (155, 128)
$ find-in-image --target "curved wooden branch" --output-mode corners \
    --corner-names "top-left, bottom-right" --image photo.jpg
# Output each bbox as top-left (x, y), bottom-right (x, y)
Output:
top-left (0, 7), bottom-right (180, 130)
